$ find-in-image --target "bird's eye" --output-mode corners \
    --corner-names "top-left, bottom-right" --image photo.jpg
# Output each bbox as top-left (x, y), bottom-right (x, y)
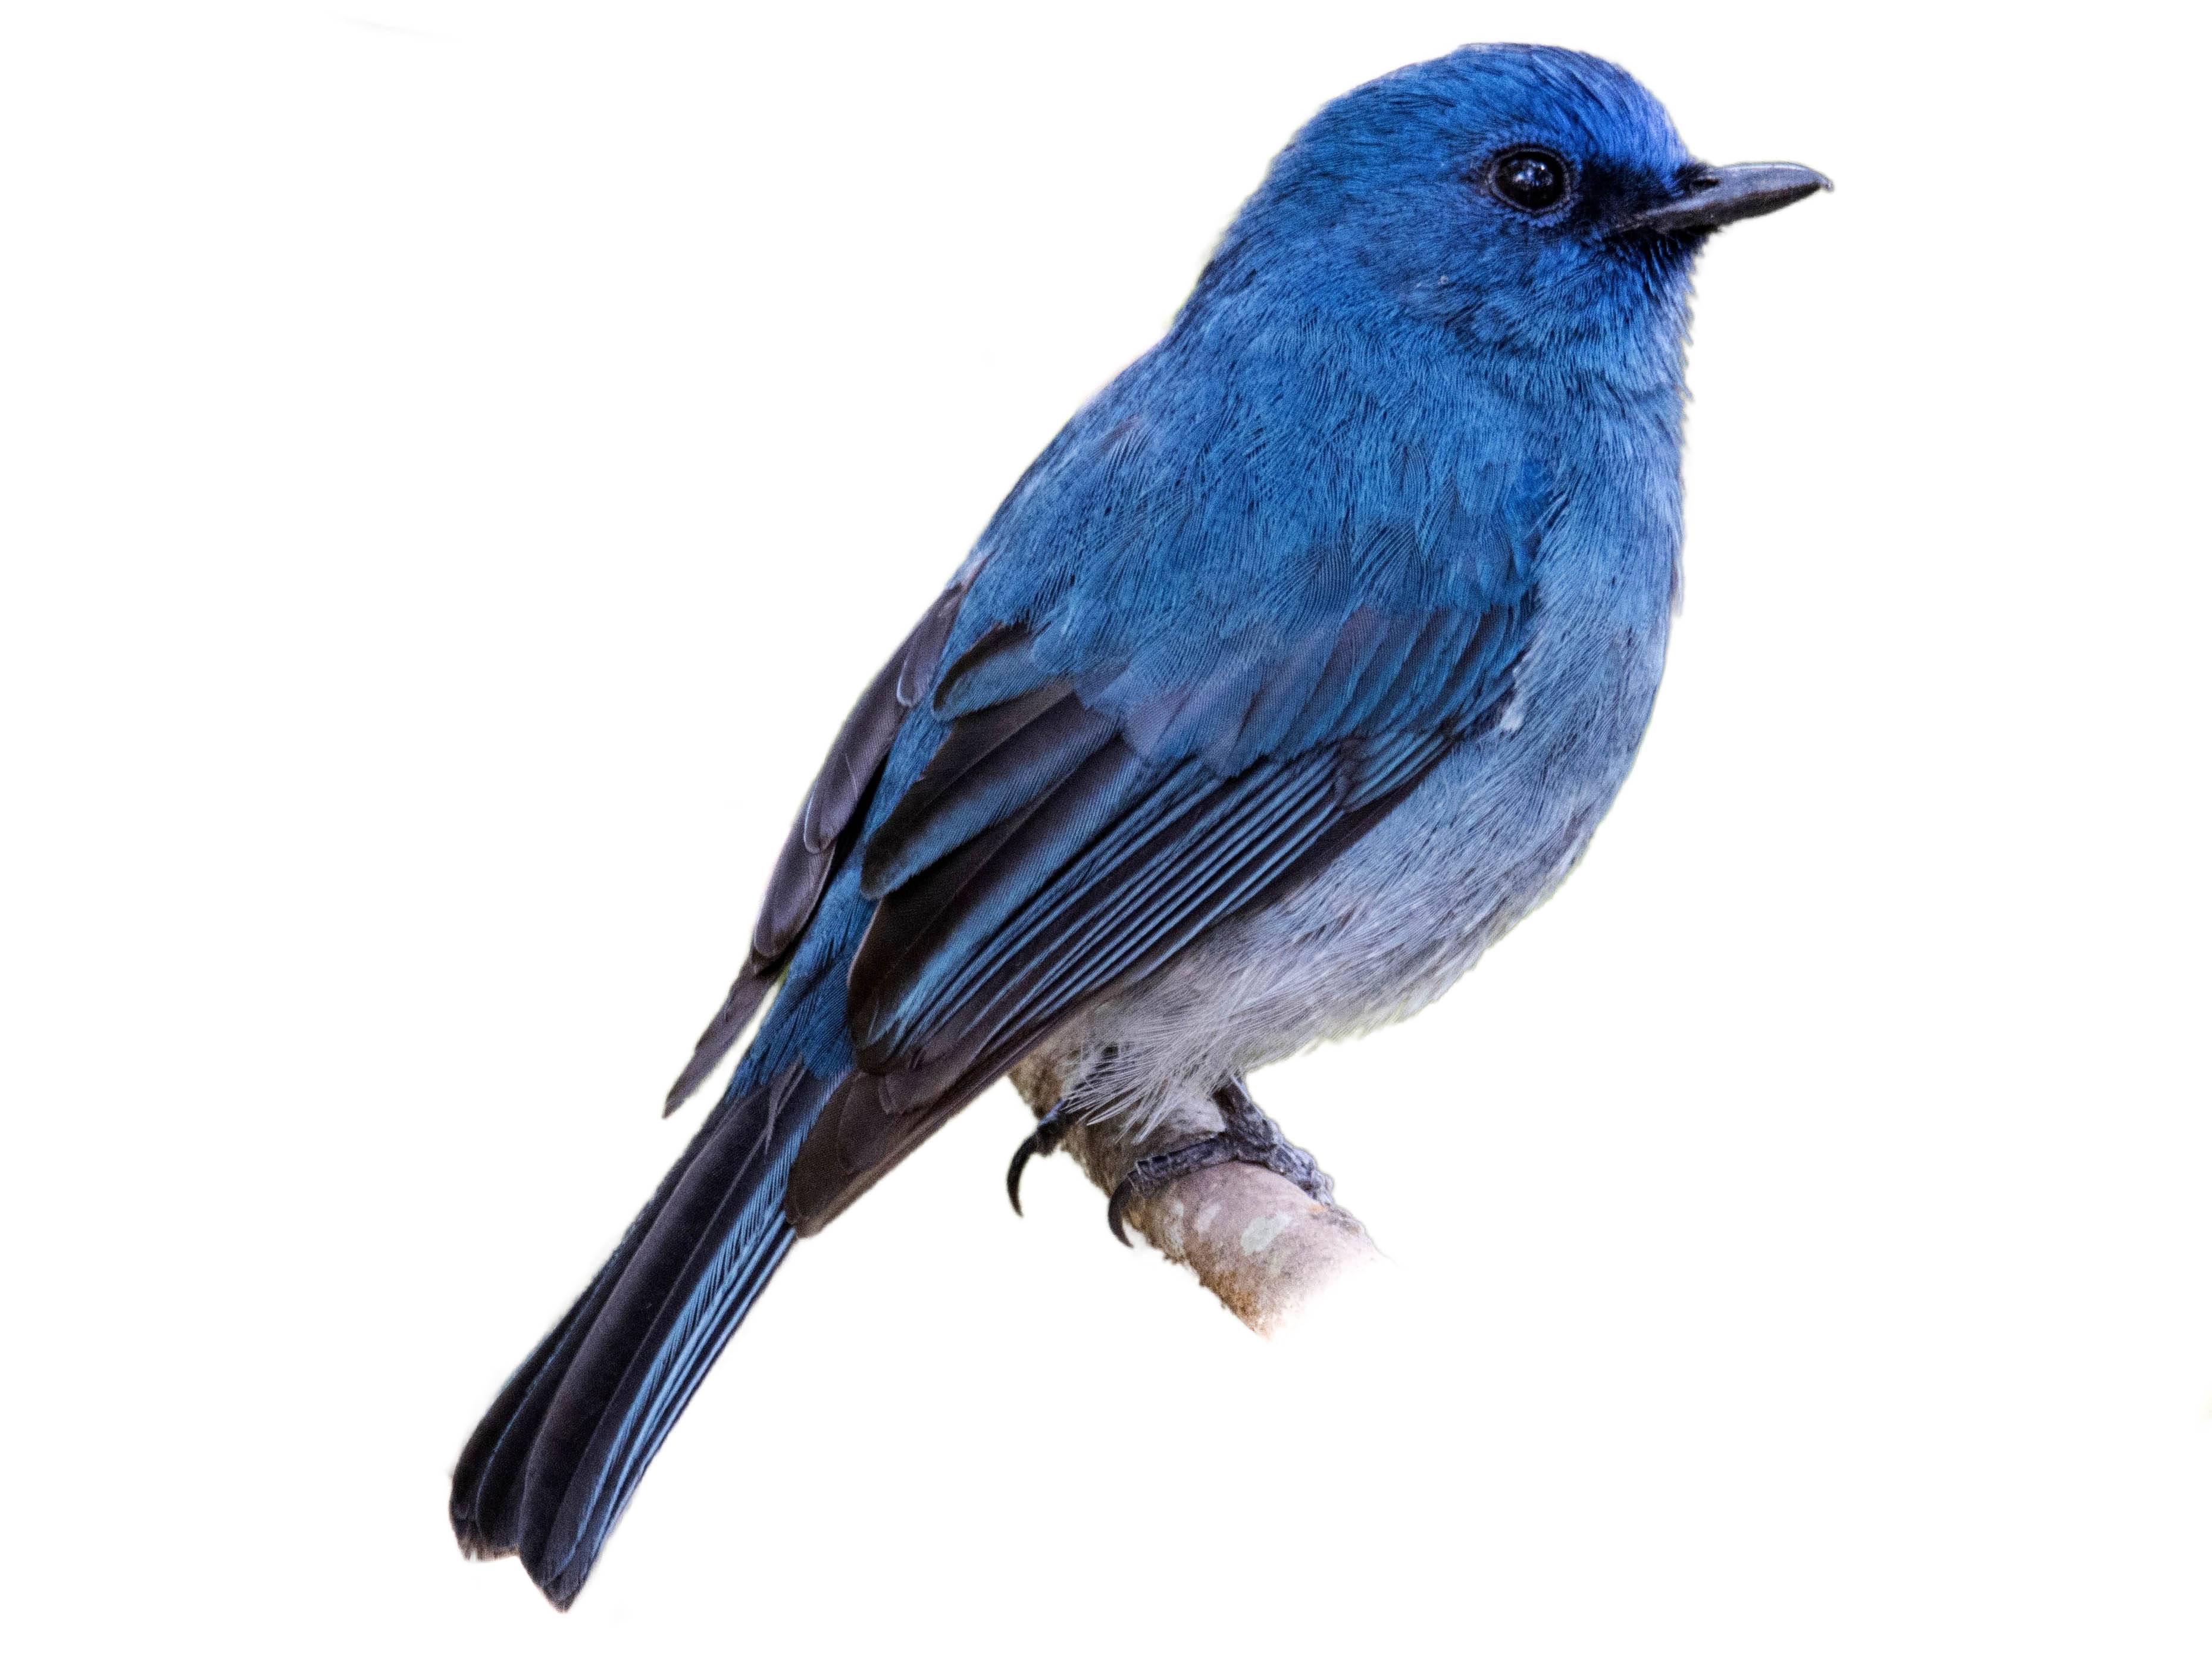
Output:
top-left (1490, 148), bottom-right (1569, 212)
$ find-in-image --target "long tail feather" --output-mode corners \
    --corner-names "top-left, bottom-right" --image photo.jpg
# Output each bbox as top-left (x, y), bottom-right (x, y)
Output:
top-left (450, 1068), bottom-right (827, 1607)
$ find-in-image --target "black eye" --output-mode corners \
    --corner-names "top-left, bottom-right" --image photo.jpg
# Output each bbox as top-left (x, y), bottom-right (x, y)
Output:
top-left (1491, 148), bottom-right (1568, 212)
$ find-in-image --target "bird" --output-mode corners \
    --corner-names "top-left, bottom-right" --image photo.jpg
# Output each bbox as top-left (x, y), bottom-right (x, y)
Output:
top-left (449, 42), bottom-right (1827, 1608)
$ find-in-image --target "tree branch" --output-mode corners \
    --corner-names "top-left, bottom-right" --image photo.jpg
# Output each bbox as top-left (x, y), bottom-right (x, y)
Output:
top-left (1008, 1057), bottom-right (1382, 1336)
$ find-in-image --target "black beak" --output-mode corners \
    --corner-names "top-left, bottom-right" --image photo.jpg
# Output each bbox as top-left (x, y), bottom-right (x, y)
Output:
top-left (1613, 162), bottom-right (1831, 238)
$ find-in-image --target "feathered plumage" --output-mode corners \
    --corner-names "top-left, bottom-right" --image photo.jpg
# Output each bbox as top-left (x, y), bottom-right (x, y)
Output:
top-left (452, 42), bottom-right (1825, 1606)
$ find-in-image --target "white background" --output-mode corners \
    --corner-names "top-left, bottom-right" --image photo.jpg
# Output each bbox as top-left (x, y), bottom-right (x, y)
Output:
top-left (4, 2), bottom-right (2207, 1652)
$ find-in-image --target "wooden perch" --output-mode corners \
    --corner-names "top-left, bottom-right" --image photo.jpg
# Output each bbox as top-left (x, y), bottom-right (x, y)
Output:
top-left (1008, 1057), bottom-right (1383, 1336)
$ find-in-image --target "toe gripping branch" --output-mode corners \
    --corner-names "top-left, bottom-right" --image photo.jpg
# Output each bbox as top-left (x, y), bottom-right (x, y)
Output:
top-left (1005, 1097), bottom-right (1077, 1218)
top-left (1005, 1080), bottom-right (1338, 1248)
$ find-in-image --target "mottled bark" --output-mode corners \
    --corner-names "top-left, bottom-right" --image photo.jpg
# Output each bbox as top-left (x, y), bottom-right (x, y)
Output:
top-left (1008, 1057), bottom-right (1382, 1336)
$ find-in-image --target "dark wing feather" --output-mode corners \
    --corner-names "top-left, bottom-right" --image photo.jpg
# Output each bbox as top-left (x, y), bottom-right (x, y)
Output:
top-left (662, 582), bottom-right (969, 1114)
top-left (784, 592), bottom-right (1535, 1232)
top-left (860, 679), bottom-right (1118, 899)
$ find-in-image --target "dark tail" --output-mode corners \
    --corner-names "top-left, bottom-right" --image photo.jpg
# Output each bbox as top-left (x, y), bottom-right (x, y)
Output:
top-left (450, 1069), bottom-right (825, 1607)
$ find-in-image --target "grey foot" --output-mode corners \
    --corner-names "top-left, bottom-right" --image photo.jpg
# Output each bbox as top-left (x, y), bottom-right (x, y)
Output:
top-left (1106, 1079), bottom-right (1336, 1247)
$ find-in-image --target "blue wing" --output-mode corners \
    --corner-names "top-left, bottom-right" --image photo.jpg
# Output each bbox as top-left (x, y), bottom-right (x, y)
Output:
top-left (771, 452), bottom-right (1559, 1229)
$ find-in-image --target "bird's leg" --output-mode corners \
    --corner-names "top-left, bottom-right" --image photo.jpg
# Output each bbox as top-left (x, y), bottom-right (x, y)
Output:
top-left (1008, 1044), bottom-right (1125, 1216)
top-left (1106, 1078), bottom-right (1335, 1247)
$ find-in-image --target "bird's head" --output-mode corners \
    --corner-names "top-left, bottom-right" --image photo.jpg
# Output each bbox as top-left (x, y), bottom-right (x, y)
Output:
top-left (1202, 45), bottom-right (1828, 395)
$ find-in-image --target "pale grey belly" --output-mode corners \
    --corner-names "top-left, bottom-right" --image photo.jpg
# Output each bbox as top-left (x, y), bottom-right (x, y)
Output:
top-left (1042, 605), bottom-right (1670, 1119)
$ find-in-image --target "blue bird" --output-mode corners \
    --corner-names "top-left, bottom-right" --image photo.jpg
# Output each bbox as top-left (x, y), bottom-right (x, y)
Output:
top-left (450, 43), bottom-right (1826, 1607)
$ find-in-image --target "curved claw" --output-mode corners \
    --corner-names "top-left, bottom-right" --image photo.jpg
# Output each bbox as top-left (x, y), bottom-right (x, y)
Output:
top-left (1106, 1176), bottom-right (1138, 1247)
top-left (1006, 1099), bottom-right (1073, 1217)
top-left (1005, 1140), bottom-right (1040, 1217)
